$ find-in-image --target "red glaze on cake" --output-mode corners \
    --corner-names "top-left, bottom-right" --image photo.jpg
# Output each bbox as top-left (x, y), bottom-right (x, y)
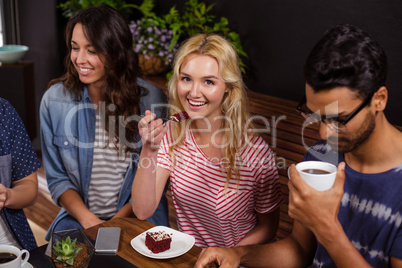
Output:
top-left (170, 111), bottom-right (189, 122)
top-left (145, 231), bottom-right (172, 253)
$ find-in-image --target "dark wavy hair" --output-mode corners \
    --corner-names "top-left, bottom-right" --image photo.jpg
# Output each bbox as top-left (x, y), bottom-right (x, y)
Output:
top-left (303, 24), bottom-right (387, 99)
top-left (48, 4), bottom-right (143, 152)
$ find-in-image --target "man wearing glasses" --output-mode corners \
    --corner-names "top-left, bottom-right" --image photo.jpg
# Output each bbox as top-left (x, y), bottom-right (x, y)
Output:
top-left (195, 24), bottom-right (402, 267)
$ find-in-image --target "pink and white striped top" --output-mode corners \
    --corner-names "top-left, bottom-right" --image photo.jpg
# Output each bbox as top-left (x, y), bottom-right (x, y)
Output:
top-left (157, 124), bottom-right (283, 248)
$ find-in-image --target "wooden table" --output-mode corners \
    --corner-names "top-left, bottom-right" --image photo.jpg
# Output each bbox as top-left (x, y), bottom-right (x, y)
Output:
top-left (28, 218), bottom-right (201, 268)
top-left (83, 217), bottom-right (202, 267)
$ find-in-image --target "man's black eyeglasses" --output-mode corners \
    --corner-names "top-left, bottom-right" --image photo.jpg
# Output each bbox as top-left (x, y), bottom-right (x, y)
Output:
top-left (296, 91), bottom-right (375, 132)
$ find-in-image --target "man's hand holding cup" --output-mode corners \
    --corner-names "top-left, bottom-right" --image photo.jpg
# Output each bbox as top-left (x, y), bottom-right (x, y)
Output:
top-left (287, 161), bottom-right (346, 242)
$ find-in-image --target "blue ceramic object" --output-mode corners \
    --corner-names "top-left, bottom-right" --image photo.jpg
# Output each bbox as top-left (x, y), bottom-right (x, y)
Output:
top-left (0, 45), bottom-right (29, 63)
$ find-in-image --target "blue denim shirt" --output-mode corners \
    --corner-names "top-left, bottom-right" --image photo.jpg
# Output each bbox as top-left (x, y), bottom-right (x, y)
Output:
top-left (40, 78), bottom-right (169, 240)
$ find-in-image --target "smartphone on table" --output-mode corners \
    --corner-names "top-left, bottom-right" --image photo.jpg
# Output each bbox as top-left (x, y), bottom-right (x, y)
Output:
top-left (94, 227), bottom-right (121, 254)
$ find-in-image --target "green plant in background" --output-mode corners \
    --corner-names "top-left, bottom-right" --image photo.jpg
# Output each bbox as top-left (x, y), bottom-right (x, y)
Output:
top-left (165, 0), bottom-right (248, 73)
top-left (58, 0), bottom-right (154, 20)
top-left (52, 236), bottom-right (83, 266)
top-left (58, 0), bottom-right (248, 74)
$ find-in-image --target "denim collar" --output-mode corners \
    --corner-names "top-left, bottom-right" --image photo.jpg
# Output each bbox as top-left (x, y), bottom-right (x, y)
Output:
top-left (81, 86), bottom-right (92, 103)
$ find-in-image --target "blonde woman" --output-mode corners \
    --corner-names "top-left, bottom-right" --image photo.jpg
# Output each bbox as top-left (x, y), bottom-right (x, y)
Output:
top-left (132, 33), bottom-right (283, 248)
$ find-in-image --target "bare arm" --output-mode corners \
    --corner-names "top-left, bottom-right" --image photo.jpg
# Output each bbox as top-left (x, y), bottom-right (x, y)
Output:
top-left (195, 220), bottom-right (316, 268)
top-left (391, 257), bottom-right (402, 268)
top-left (235, 208), bottom-right (280, 246)
top-left (58, 189), bottom-right (103, 229)
top-left (61, 191), bottom-right (137, 228)
top-left (113, 202), bottom-right (135, 218)
top-left (0, 172), bottom-right (38, 210)
top-left (131, 110), bottom-right (170, 220)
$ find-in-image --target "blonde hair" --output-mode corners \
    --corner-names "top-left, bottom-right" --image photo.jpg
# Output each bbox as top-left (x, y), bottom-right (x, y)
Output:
top-left (168, 33), bottom-right (254, 187)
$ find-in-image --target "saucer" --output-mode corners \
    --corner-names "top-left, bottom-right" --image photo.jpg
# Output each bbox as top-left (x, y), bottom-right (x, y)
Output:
top-left (23, 262), bottom-right (33, 268)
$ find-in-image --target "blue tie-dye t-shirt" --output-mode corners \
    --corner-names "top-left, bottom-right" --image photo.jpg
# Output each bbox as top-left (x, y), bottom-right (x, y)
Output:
top-left (304, 140), bottom-right (402, 268)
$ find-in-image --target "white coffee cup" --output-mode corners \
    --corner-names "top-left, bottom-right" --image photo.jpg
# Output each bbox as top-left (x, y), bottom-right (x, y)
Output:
top-left (0, 245), bottom-right (30, 268)
top-left (295, 161), bottom-right (337, 191)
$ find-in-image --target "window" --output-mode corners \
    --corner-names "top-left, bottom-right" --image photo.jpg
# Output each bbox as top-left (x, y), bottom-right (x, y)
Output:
top-left (0, 0), bottom-right (21, 46)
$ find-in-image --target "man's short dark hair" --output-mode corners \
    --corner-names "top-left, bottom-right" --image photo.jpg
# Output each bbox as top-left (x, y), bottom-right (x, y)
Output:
top-left (303, 24), bottom-right (387, 99)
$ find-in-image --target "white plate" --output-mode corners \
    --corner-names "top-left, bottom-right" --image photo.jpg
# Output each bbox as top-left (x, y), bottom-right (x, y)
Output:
top-left (131, 226), bottom-right (195, 259)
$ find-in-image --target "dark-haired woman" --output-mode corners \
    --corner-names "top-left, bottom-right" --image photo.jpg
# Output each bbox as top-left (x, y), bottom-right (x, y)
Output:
top-left (40, 4), bottom-right (169, 240)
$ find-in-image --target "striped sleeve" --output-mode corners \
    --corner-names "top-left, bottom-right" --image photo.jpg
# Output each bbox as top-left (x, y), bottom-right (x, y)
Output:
top-left (251, 137), bottom-right (283, 214)
top-left (157, 123), bottom-right (172, 170)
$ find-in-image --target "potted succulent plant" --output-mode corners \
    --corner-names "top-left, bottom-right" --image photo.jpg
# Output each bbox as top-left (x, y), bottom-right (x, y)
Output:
top-left (46, 229), bottom-right (94, 268)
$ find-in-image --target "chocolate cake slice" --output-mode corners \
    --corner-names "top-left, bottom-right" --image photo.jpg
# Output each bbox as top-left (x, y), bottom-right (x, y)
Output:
top-left (170, 111), bottom-right (189, 122)
top-left (145, 231), bottom-right (172, 253)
